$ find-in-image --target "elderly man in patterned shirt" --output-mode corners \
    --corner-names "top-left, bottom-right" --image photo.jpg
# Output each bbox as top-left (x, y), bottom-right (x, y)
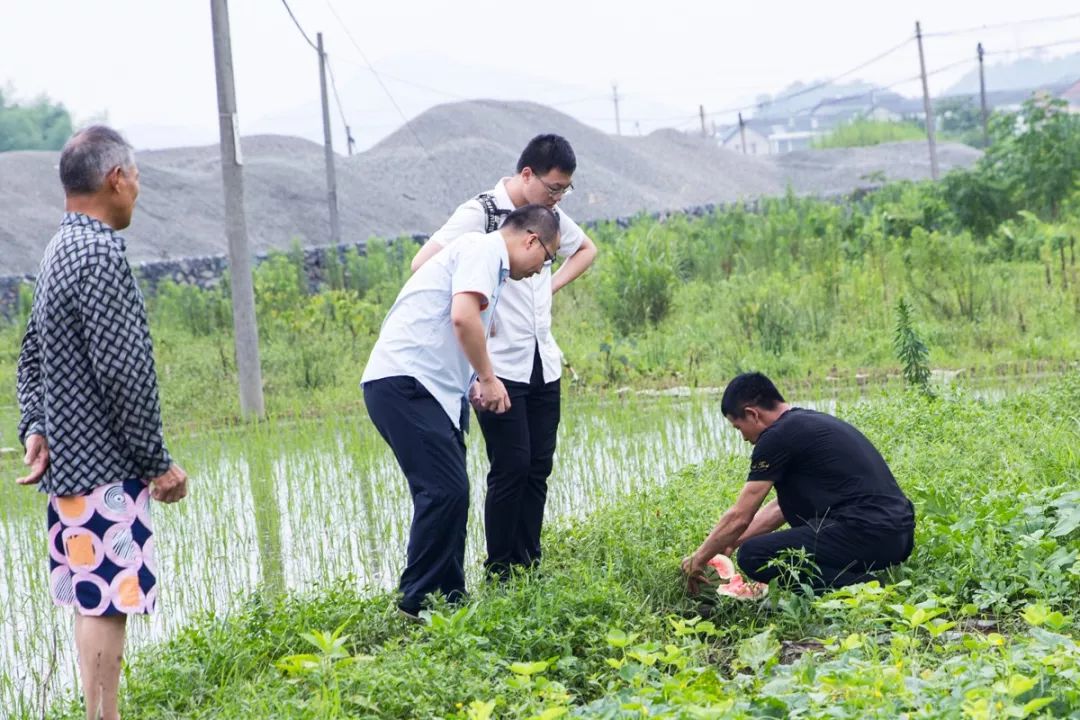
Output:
top-left (16, 125), bottom-right (188, 720)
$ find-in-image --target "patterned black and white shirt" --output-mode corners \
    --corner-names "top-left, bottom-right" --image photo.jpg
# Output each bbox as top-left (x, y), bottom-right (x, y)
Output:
top-left (17, 212), bottom-right (172, 496)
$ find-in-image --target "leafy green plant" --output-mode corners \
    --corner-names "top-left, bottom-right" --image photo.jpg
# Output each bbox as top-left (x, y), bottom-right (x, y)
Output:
top-left (595, 230), bottom-right (677, 335)
top-left (276, 624), bottom-right (371, 719)
top-left (893, 297), bottom-right (931, 392)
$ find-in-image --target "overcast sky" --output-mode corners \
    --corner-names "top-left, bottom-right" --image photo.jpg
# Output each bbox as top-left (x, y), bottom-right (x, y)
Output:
top-left (3, 0), bottom-right (1079, 150)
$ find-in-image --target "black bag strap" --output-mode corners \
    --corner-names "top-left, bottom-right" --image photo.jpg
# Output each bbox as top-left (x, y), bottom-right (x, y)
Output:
top-left (477, 193), bottom-right (511, 233)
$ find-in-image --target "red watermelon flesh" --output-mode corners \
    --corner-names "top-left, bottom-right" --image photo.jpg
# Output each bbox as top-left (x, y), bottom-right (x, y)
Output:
top-left (715, 573), bottom-right (769, 599)
top-left (708, 558), bottom-right (769, 600)
top-left (707, 553), bottom-right (737, 580)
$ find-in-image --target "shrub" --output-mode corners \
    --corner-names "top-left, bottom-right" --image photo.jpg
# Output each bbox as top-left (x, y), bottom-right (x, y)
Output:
top-left (595, 230), bottom-right (678, 336)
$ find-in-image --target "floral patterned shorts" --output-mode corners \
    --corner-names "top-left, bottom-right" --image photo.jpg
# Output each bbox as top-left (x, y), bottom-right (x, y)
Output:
top-left (48, 479), bottom-right (157, 616)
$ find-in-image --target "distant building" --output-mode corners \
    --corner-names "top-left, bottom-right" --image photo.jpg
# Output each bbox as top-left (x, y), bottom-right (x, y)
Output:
top-left (718, 122), bottom-right (771, 155)
top-left (768, 130), bottom-right (818, 153)
top-left (714, 81), bottom-right (1080, 155)
top-left (1053, 79), bottom-right (1080, 112)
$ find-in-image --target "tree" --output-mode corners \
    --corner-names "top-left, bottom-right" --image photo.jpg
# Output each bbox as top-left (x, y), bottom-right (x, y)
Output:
top-left (982, 97), bottom-right (1080, 220)
top-left (0, 87), bottom-right (73, 152)
top-left (935, 97), bottom-right (988, 148)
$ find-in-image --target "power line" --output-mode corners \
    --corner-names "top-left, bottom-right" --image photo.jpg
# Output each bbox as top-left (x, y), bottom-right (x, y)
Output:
top-left (278, 0), bottom-right (357, 156)
top-left (700, 35), bottom-right (916, 121)
top-left (321, 0), bottom-right (457, 193)
top-left (924, 56), bottom-right (977, 79)
top-left (327, 53), bottom-right (469, 101)
top-left (924, 12), bottom-right (1080, 38)
top-left (279, 0), bottom-right (317, 51)
top-left (626, 35), bottom-right (917, 125)
top-left (701, 25), bottom-right (1075, 126)
top-left (323, 55), bottom-right (356, 154)
top-left (983, 36), bottom-right (1080, 56)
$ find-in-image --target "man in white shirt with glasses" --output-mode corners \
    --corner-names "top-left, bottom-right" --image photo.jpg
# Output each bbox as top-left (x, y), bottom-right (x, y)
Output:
top-left (411, 134), bottom-right (598, 579)
top-left (363, 204), bottom-right (561, 619)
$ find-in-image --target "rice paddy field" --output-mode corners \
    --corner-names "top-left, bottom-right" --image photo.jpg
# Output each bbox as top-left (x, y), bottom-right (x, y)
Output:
top-left (2, 373), bottom-right (1079, 718)
top-left (0, 391), bottom-right (749, 716)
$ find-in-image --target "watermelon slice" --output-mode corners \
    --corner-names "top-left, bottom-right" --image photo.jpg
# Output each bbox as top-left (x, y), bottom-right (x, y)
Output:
top-left (707, 553), bottom-right (737, 580)
top-left (715, 573), bottom-right (769, 600)
top-left (706, 555), bottom-right (769, 600)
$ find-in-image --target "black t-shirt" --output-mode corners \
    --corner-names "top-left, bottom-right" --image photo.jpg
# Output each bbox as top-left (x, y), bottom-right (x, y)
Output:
top-left (747, 408), bottom-right (914, 531)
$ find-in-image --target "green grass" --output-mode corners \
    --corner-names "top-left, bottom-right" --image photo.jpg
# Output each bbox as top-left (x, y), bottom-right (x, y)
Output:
top-left (813, 118), bottom-right (927, 149)
top-left (4, 186), bottom-right (1078, 445)
top-left (29, 376), bottom-right (1080, 719)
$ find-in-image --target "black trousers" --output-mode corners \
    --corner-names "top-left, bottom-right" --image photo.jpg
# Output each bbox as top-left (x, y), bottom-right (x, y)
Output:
top-left (477, 345), bottom-right (561, 574)
top-left (736, 520), bottom-right (914, 590)
top-left (363, 376), bottom-right (469, 614)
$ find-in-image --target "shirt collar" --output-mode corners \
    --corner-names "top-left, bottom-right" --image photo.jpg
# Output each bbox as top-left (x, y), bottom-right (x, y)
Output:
top-left (490, 229), bottom-right (511, 277)
top-left (61, 212), bottom-right (125, 251)
top-left (493, 178), bottom-right (515, 210)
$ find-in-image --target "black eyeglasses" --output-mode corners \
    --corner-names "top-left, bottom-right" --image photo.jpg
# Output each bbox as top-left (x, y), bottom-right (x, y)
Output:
top-left (534, 175), bottom-right (574, 198)
top-left (528, 229), bottom-right (556, 265)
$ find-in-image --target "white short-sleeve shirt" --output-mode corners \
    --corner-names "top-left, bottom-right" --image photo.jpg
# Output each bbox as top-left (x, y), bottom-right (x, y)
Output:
top-left (426, 178), bottom-right (588, 384)
top-left (361, 231), bottom-right (509, 429)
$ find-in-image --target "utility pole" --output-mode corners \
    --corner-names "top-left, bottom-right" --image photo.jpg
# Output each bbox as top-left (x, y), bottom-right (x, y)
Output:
top-left (345, 126), bottom-right (356, 157)
top-left (738, 112), bottom-right (748, 155)
top-left (612, 84), bottom-right (622, 136)
top-left (699, 105), bottom-right (707, 138)
top-left (915, 21), bottom-right (940, 180)
top-left (210, 0), bottom-right (264, 419)
top-left (977, 42), bottom-right (990, 147)
top-left (317, 32), bottom-right (341, 246)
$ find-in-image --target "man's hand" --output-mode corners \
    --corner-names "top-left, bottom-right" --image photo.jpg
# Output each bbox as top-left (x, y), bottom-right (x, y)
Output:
top-left (681, 552), bottom-right (707, 595)
top-left (150, 464), bottom-right (188, 503)
top-left (17, 434), bottom-right (49, 485)
top-left (475, 376), bottom-right (511, 414)
top-left (468, 381), bottom-right (484, 412)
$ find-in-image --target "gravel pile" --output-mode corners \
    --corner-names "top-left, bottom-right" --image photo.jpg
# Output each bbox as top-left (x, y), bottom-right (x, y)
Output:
top-left (0, 100), bottom-right (980, 276)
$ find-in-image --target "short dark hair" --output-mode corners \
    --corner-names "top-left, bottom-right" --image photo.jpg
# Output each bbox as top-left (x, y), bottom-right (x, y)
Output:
top-left (59, 125), bottom-right (135, 195)
top-left (721, 372), bottom-right (785, 419)
top-left (516, 134), bottom-right (576, 176)
top-left (502, 204), bottom-right (560, 248)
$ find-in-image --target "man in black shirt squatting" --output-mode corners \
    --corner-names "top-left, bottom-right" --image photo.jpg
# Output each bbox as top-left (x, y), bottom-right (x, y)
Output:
top-left (682, 372), bottom-right (915, 593)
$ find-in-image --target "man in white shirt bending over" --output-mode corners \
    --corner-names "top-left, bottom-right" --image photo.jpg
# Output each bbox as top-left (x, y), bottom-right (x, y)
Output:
top-left (363, 204), bottom-right (561, 619)
top-left (411, 134), bottom-right (598, 578)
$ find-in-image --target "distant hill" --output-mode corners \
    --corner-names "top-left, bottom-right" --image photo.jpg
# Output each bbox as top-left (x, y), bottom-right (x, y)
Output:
top-left (945, 51), bottom-right (1080, 95)
top-left (0, 100), bottom-right (979, 276)
top-left (751, 80), bottom-right (881, 119)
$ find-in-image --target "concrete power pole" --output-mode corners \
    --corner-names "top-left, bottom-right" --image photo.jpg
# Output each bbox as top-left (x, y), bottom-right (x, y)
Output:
top-left (210, 0), bottom-right (265, 419)
top-left (317, 32), bottom-right (341, 246)
top-left (915, 21), bottom-right (940, 180)
top-left (699, 105), bottom-right (707, 138)
top-left (612, 84), bottom-right (622, 136)
top-left (738, 112), bottom-right (748, 155)
top-left (977, 42), bottom-right (990, 147)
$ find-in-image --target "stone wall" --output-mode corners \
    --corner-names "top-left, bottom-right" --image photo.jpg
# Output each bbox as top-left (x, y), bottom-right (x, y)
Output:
top-left (0, 195), bottom-right (859, 318)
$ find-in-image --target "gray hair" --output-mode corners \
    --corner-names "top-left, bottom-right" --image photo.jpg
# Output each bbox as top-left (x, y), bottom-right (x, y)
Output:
top-left (59, 125), bottom-right (135, 195)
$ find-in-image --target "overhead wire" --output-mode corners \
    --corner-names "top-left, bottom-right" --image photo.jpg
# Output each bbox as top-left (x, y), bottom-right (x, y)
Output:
top-left (279, 0), bottom-right (318, 51)
top-left (323, 56), bottom-right (356, 153)
top-left (322, 0), bottom-right (458, 193)
top-left (983, 36), bottom-right (1080, 56)
top-left (695, 35), bottom-right (916, 122)
top-left (279, 0), bottom-right (357, 154)
top-left (326, 53), bottom-right (469, 101)
top-left (286, 3), bottom-right (1076, 146)
top-left (923, 12), bottom-right (1080, 38)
